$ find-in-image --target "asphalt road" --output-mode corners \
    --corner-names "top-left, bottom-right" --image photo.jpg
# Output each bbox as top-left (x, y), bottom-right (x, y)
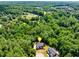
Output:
top-left (36, 52), bottom-right (45, 57)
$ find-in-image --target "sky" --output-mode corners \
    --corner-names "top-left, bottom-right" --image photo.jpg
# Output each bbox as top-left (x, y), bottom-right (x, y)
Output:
top-left (0, 0), bottom-right (79, 1)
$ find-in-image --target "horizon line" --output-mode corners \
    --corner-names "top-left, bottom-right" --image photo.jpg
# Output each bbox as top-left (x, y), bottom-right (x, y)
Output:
top-left (0, 0), bottom-right (79, 2)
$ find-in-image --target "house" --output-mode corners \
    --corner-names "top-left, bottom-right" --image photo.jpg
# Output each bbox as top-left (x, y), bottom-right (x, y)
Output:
top-left (48, 47), bottom-right (59, 57)
top-left (36, 42), bottom-right (45, 50)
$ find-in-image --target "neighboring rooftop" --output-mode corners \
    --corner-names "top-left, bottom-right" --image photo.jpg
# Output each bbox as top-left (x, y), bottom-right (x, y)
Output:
top-left (48, 47), bottom-right (59, 57)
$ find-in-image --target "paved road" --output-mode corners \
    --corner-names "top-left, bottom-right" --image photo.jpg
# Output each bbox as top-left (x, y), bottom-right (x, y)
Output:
top-left (36, 52), bottom-right (45, 57)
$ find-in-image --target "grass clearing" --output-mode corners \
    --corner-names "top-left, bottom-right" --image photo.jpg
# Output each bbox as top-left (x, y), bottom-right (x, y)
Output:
top-left (21, 13), bottom-right (38, 20)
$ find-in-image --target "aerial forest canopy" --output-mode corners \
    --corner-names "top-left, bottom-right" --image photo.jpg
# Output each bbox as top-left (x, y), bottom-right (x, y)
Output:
top-left (0, 1), bottom-right (79, 57)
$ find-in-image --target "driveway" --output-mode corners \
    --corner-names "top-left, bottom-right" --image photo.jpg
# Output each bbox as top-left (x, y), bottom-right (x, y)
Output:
top-left (36, 52), bottom-right (45, 57)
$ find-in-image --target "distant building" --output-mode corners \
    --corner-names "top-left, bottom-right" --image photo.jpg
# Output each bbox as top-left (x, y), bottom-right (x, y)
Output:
top-left (48, 47), bottom-right (59, 57)
top-left (36, 7), bottom-right (43, 10)
top-left (55, 6), bottom-right (74, 11)
top-left (44, 11), bottom-right (46, 15)
top-left (36, 42), bottom-right (45, 49)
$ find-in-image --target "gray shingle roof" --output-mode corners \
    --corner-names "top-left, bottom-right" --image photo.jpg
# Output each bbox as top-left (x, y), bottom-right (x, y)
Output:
top-left (36, 43), bottom-right (44, 49)
top-left (48, 47), bottom-right (59, 57)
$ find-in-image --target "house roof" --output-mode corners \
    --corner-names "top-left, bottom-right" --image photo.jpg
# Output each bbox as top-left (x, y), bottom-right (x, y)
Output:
top-left (36, 42), bottom-right (44, 49)
top-left (48, 47), bottom-right (59, 57)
